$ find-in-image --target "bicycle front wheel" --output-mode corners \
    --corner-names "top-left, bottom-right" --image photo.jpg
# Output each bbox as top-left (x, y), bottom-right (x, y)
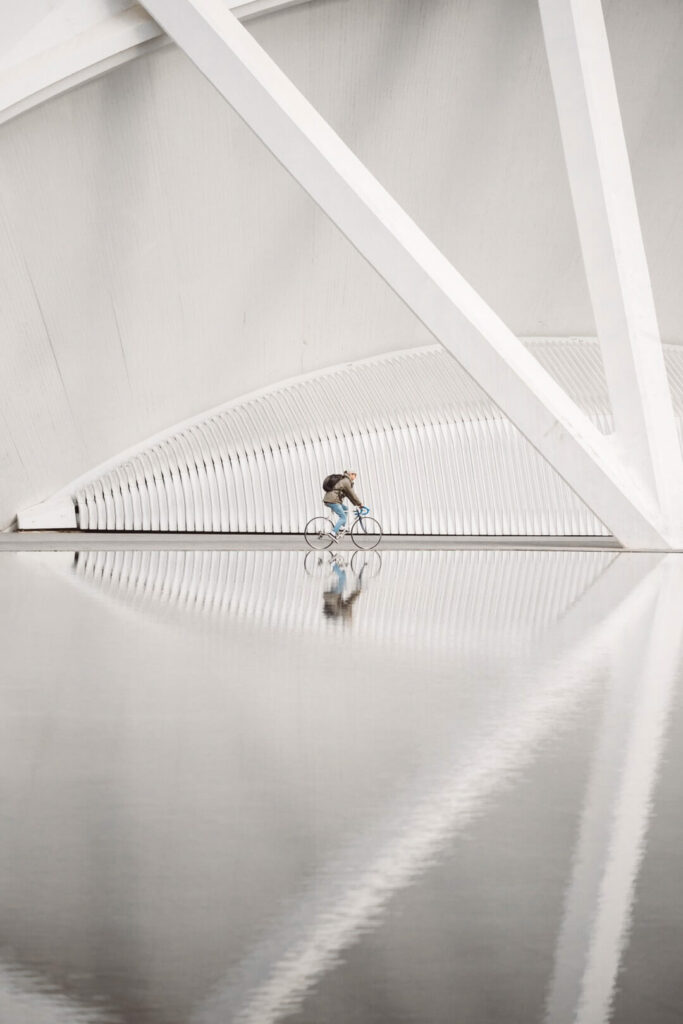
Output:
top-left (304, 516), bottom-right (335, 550)
top-left (351, 550), bottom-right (382, 577)
top-left (350, 516), bottom-right (382, 550)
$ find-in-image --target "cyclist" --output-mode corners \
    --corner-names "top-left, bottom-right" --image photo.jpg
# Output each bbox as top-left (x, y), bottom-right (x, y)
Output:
top-left (323, 469), bottom-right (364, 539)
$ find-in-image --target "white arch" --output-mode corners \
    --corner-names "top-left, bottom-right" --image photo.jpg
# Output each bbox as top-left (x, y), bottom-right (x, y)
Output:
top-left (18, 340), bottom-right (683, 536)
top-left (0, 0), bottom-right (312, 126)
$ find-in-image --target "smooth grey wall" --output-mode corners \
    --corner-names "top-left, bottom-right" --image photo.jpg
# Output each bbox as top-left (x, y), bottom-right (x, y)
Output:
top-left (1, 0), bottom-right (682, 527)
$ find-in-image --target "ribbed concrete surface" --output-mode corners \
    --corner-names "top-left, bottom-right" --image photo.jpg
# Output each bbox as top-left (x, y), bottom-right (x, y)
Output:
top-left (65, 340), bottom-right (683, 536)
top-left (66, 547), bottom-right (616, 655)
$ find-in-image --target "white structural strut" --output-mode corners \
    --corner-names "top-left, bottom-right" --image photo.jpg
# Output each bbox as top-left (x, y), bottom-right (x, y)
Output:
top-left (538, 0), bottom-right (683, 540)
top-left (0, 0), bottom-right (312, 126)
top-left (135, 0), bottom-right (674, 549)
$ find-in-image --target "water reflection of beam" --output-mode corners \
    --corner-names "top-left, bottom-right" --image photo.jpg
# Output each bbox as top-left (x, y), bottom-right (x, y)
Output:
top-left (0, 960), bottom-right (120, 1023)
top-left (545, 555), bottom-right (683, 1024)
top-left (191, 553), bottom-right (661, 1024)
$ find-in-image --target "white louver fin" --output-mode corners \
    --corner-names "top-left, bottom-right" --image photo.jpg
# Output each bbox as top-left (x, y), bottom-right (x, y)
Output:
top-left (18, 341), bottom-right (683, 535)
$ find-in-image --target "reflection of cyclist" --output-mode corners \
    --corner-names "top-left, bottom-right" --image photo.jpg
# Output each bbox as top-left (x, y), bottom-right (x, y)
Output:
top-left (323, 557), bottom-right (362, 623)
top-left (323, 469), bottom-right (364, 538)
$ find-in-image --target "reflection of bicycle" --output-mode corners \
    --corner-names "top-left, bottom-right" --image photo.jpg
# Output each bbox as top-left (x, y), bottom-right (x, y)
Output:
top-left (304, 550), bottom-right (349, 577)
top-left (351, 549), bottom-right (382, 578)
top-left (305, 549), bottom-right (381, 580)
top-left (304, 507), bottom-right (383, 551)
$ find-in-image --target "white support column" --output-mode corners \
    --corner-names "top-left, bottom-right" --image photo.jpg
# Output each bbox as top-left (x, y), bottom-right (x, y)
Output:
top-left (538, 0), bottom-right (683, 534)
top-left (137, 0), bottom-right (677, 549)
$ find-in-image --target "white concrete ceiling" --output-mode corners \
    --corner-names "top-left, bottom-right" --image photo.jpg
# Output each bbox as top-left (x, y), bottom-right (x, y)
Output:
top-left (0, 0), bottom-right (682, 529)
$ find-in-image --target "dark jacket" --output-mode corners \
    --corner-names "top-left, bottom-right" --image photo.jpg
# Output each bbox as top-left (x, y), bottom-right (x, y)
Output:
top-left (323, 586), bottom-right (361, 621)
top-left (323, 474), bottom-right (363, 507)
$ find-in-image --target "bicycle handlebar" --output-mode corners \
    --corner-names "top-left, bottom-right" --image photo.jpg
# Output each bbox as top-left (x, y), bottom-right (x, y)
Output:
top-left (355, 506), bottom-right (370, 517)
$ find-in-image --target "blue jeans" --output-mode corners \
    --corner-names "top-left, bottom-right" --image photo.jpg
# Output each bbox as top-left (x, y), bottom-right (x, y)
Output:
top-left (327, 502), bottom-right (348, 535)
top-left (331, 561), bottom-right (346, 593)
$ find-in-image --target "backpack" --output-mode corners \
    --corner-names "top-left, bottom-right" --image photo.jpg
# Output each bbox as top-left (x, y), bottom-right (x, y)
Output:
top-left (322, 473), bottom-right (344, 493)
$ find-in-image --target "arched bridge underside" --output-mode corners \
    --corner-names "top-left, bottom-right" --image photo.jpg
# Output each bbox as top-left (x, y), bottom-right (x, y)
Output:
top-left (19, 339), bottom-right (683, 536)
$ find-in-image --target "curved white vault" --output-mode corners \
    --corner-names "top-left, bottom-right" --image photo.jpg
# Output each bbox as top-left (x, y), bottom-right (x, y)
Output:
top-left (0, 0), bottom-right (313, 126)
top-left (18, 339), bottom-right (683, 536)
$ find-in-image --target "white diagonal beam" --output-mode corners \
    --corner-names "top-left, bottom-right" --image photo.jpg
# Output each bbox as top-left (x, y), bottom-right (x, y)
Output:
top-left (136, 0), bottom-right (678, 549)
top-left (0, 0), bottom-right (313, 127)
top-left (538, 0), bottom-right (683, 533)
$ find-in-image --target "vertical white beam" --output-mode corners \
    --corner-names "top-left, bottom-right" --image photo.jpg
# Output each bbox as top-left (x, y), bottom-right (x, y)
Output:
top-left (138, 0), bottom-right (677, 549)
top-left (538, 0), bottom-right (683, 533)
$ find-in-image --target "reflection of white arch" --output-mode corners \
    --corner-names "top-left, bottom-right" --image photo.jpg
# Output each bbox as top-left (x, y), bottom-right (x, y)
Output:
top-left (55, 539), bottom-right (656, 1023)
top-left (0, 959), bottom-right (119, 1024)
top-left (69, 548), bottom-right (616, 657)
top-left (545, 557), bottom-right (683, 1024)
top-left (187, 554), bottom-right (661, 1024)
top-left (27, 545), bottom-right (661, 1021)
top-left (0, 1), bottom-right (312, 127)
top-left (19, 341), bottom-right (683, 535)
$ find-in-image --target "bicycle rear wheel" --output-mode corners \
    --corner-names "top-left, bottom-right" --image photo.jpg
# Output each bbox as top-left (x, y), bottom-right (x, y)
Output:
top-left (304, 550), bottom-right (331, 576)
top-left (304, 516), bottom-right (335, 550)
top-left (350, 516), bottom-right (382, 550)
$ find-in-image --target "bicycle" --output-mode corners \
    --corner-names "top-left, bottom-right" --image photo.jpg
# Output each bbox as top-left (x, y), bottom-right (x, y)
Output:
top-left (304, 506), bottom-right (383, 551)
top-left (304, 549), bottom-right (349, 577)
top-left (304, 548), bottom-right (382, 579)
top-left (350, 549), bottom-right (382, 577)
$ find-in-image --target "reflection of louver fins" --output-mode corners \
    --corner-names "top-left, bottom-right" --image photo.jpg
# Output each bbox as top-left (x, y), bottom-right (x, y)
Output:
top-left (71, 549), bottom-right (614, 655)
top-left (29, 340), bottom-right (683, 534)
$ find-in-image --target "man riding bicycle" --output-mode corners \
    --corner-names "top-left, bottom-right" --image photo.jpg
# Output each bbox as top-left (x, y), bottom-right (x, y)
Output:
top-left (323, 469), bottom-right (364, 538)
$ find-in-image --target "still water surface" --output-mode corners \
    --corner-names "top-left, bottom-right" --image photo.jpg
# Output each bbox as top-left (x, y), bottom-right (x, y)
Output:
top-left (0, 549), bottom-right (681, 1024)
